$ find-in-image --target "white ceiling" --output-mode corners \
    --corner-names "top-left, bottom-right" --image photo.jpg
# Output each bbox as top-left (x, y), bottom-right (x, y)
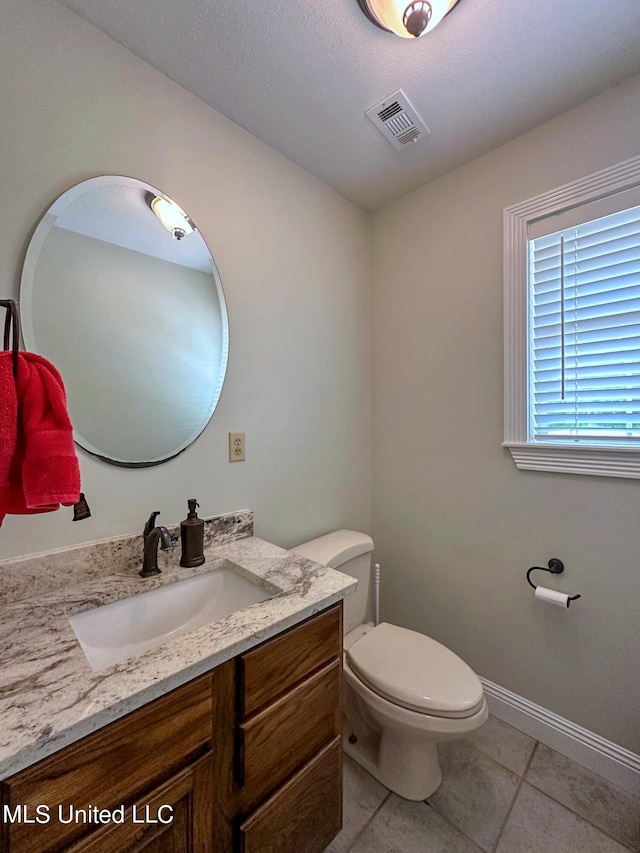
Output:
top-left (54, 0), bottom-right (640, 211)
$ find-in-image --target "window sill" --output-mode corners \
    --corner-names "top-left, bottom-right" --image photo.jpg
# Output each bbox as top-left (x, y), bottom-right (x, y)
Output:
top-left (503, 443), bottom-right (640, 479)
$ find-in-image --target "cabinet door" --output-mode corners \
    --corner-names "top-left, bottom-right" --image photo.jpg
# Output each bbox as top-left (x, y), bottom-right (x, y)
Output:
top-left (65, 753), bottom-right (213, 853)
top-left (1, 674), bottom-right (213, 853)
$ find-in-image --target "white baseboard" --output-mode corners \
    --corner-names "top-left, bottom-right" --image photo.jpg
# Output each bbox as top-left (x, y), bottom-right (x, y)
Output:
top-left (480, 678), bottom-right (640, 797)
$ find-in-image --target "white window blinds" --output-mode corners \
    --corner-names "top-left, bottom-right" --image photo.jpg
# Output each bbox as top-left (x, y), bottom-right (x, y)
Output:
top-left (529, 203), bottom-right (640, 445)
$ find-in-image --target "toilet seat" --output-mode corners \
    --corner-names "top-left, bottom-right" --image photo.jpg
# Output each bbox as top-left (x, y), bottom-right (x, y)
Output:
top-left (347, 622), bottom-right (484, 719)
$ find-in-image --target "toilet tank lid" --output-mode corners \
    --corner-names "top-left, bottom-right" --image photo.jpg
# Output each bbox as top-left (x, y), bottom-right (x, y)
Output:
top-left (290, 530), bottom-right (373, 568)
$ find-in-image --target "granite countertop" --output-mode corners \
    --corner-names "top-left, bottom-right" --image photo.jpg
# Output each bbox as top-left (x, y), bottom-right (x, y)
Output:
top-left (0, 525), bottom-right (356, 780)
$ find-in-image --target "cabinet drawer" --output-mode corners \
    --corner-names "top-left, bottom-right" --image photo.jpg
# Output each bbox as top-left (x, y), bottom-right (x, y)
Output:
top-left (238, 603), bottom-right (341, 716)
top-left (237, 737), bottom-right (342, 853)
top-left (1, 674), bottom-right (213, 853)
top-left (237, 660), bottom-right (341, 807)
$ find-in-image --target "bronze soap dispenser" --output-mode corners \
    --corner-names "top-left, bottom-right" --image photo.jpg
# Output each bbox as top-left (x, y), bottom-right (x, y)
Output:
top-left (180, 499), bottom-right (205, 567)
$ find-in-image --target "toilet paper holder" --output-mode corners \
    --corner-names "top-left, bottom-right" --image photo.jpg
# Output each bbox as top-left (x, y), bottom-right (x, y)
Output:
top-left (526, 558), bottom-right (581, 603)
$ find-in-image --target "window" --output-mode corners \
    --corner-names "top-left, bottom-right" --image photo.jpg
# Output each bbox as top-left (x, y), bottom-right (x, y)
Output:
top-left (503, 155), bottom-right (640, 478)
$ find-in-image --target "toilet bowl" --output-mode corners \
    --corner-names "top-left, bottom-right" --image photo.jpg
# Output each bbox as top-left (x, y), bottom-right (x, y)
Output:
top-left (290, 530), bottom-right (488, 801)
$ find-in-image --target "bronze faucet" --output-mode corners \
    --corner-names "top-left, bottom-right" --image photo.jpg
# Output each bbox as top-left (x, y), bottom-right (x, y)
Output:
top-left (139, 511), bottom-right (172, 577)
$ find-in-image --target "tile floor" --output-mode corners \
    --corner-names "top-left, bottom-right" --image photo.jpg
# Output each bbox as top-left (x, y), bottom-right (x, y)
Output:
top-left (326, 715), bottom-right (640, 853)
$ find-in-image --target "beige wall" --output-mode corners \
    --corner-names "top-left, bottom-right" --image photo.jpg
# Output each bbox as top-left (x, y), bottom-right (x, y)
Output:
top-left (371, 74), bottom-right (640, 752)
top-left (0, 0), bottom-right (371, 558)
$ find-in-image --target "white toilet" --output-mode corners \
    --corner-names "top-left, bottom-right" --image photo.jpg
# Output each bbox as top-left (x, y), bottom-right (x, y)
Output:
top-left (291, 530), bottom-right (488, 801)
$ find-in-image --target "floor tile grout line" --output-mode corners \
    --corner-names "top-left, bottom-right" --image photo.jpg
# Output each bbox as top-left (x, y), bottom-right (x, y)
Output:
top-left (425, 735), bottom-right (535, 853)
top-left (519, 777), bottom-right (639, 852)
top-left (344, 791), bottom-right (391, 853)
top-left (522, 744), bottom-right (639, 851)
top-left (424, 797), bottom-right (487, 852)
top-left (489, 739), bottom-right (540, 853)
top-left (467, 736), bottom-right (538, 777)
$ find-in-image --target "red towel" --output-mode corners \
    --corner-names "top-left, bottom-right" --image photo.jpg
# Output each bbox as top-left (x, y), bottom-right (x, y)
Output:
top-left (0, 351), bottom-right (81, 526)
top-left (0, 352), bottom-right (18, 515)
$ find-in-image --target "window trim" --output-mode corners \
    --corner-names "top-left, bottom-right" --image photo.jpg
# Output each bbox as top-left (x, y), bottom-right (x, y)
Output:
top-left (503, 154), bottom-right (640, 479)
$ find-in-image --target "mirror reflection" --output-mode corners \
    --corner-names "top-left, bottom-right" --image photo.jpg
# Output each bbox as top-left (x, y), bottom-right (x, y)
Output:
top-left (21, 176), bottom-right (228, 467)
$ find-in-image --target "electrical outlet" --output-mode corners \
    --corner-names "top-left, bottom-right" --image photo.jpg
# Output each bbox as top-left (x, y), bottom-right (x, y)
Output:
top-left (229, 432), bottom-right (246, 462)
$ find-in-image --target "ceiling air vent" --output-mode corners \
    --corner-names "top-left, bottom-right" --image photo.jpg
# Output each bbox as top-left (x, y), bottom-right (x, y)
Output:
top-left (365, 89), bottom-right (430, 151)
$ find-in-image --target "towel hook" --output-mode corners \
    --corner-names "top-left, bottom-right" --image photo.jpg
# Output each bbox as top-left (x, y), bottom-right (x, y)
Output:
top-left (1, 299), bottom-right (20, 377)
top-left (526, 558), bottom-right (581, 602)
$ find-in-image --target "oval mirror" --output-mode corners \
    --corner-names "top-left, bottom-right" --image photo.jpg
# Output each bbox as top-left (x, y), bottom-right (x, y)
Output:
top-left (20, 176), bottom-right (229, 467)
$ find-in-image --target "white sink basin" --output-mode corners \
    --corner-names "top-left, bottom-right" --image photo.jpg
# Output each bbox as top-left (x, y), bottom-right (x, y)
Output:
top-left (70, 564), bottom-right (277, 671)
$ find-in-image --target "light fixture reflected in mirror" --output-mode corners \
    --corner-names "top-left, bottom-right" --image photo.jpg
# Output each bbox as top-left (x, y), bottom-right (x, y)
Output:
top-left (358, 0), bottom-right (461, 38)
top-left (150, 195), bottom-right (194, 240)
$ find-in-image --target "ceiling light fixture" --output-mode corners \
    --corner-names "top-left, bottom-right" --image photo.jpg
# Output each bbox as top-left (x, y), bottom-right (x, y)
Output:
top-left (357, 0), bottom-right (461, 38)
top-left (150, 195), bottom-right (194, 240)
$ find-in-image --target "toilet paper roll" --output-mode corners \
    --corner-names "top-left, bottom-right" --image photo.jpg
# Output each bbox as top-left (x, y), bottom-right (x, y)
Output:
top-left (535, 585), bottom-right (570, 608)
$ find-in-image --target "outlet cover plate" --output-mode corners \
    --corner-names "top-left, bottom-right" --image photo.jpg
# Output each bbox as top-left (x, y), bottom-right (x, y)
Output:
top-left (229, 432), bottom-right (246, 462)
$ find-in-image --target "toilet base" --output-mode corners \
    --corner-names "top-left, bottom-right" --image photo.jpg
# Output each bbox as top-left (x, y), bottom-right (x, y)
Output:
top-left (344, 726), bottom-right (442, 800)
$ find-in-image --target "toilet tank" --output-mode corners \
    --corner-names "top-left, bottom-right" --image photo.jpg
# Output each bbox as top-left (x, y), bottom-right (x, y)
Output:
top-left (290, 530), bottom-right (374, 634)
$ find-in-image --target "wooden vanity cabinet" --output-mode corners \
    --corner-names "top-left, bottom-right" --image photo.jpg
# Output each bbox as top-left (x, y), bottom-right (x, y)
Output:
top-left (1, 602), bottom-right (343, 853)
